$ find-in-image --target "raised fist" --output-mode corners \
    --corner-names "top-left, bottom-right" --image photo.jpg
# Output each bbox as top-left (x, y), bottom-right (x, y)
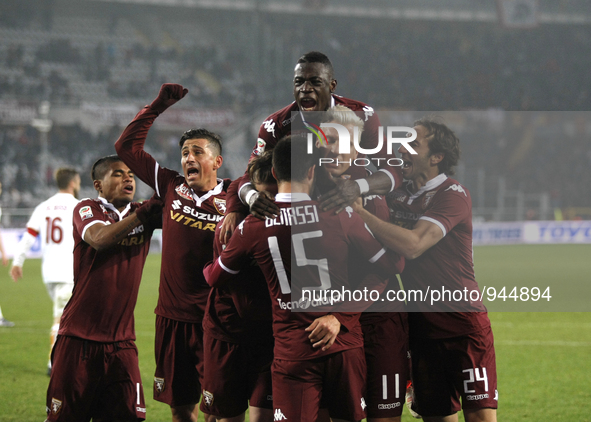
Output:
top-left (136, 195), bottom-right (164, 223)
top-left (149, 83), bottom-right (189, 113)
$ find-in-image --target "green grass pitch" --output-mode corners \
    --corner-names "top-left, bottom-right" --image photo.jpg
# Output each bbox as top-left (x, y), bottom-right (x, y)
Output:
top-left (1, 244), bottom-right (590, 421)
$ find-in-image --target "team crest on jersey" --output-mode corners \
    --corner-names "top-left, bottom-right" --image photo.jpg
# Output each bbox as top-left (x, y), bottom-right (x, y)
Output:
top-left (423, 191), bottom-right (437, 208)
top-left (202, 390), bottom-right (214, 407)
top-left (51, 398), bottom-right (62, 415)
top-left (254, 138), bottom-right (266, 156)
top-left (79, 206), bottom-right (93, 220)
top-left (154, 377), bottom-right (165, 393)
top-left (445, 184), bottom-right (467, 197)
top-left (393, 192), bottom-right (407, 203)
top-left (175, 184), bottom-right (193, 201)
top-left (213, 198), bottom-right (227, 215)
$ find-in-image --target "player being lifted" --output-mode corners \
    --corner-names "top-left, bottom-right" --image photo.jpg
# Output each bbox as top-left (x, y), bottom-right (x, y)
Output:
top-left (45, 155), bottom-right (162, 422)
top-left (320, 106), bottom-right (410, 422)
top-left (219, 51), bottom-right (403, 242)
top-left (115, 84), bottom-right (227, 422)
top-left (352, 118), bottom-right (497, 422)
top-left (204, 135), bottom-right (404, 422)
top-left (10, 168), bottom-right (81, 375)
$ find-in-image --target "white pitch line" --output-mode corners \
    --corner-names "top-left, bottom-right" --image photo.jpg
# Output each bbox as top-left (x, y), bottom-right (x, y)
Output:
top-left (496, 340), bottom-right (591, 347)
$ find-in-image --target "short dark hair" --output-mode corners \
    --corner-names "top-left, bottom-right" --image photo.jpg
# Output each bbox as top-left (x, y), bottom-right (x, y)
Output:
top-left (273, 134), bottom-right (318, 183)
top-left (297, 51), bottom-right (334, 79)
top-left (55, 168), bottom-right (79, 189)
top-left (247, 150), bottom-right (275, 186)
top-left (414, 117), bottom-right (461, 176)
top-left (179, 128), bottom-right (222, 156)
top-left (91, 155), bottom-right (122, 181)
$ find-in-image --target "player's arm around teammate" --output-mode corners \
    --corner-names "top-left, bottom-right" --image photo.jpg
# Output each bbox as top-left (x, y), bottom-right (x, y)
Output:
top-left (352, 121), bottom-right (497, 422)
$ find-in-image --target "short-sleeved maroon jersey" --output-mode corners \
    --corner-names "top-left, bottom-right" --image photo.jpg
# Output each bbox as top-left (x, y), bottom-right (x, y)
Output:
top-left (202, 217), bottom-right (272, 343)
top-left (205, 193), bottom-right (401, 361)
top-left (115, 106), bottom-right (230, 323)
top-left (59, 197), bottom-right (156, 343)
top-left (225, 95), bottom-right (403, 214)
top-left (387, 174), bottom-right (490, 339)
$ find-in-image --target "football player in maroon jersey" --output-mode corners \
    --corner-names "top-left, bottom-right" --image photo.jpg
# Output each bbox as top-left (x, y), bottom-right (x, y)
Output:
top-left (219, 51), bottom-right (402, 244)
top-left (205, 136), bottom-right (404, 422)
top-left (321, 106), bottom-right (410, 422)
top-left (352, 119), bottom-right (497, 422)
top-left (45, 155), bottom-right (162, 422)
top-left (115, 84), bottom-right (229, 422)
top-left (200, 151), bottom-right (275, 422)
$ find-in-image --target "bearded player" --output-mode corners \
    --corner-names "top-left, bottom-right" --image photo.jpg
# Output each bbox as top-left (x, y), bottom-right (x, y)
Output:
top-left (352, 118), bottom-right (497, 422)
top-left (115, 84), bottom-right (228, 422)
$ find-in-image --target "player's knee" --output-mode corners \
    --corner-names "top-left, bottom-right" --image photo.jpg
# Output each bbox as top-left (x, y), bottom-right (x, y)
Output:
top-left (463, 408), bottom-right (497, 422)
top-left (171, 404), bottom-right (198, 422)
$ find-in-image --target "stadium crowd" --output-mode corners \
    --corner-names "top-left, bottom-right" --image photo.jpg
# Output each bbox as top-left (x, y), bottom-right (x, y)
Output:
top-left (2, 3), bottom-right (591, 215)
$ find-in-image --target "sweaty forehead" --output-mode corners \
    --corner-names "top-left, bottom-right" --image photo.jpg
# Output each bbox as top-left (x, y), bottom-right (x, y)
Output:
top-left (294, 63), bottom-right (331, 80)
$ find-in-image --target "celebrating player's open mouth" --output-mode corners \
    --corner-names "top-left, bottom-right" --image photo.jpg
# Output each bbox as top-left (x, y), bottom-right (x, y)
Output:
top-left (401, 158), bottom-right (412, 176)
top-left (123, 184), bottom-right (134, 193)
top-left (299, 97), bottom-right (318, 111)
top-left (186, 166), bottom-right (199, 181)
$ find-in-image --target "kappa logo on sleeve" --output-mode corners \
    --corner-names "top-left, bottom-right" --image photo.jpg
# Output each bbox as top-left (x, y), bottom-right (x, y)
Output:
top-left (262, 119), bottom-right (276, 137)
top-left (79, 206), bottom-right (93, 220)
top-left (445, 184), bottom-right (467, 197)
top-left (362, 105), bottom-right (374, 121)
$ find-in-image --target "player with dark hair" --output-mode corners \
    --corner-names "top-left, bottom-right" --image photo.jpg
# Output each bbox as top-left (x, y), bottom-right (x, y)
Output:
top-left (352, 118), bottom-right (497, 422)
top-left (200, 151), bottom-right (275, 422)
top-left (219, 50), bottom-right (403, 243)
top-left (45, 155), bottom-right (162, 422)
top-left (204, 135), bottom-right (404, 422)
top-left (320, 106), bottom-right (409, 422)
top-left (10, 167), bottom-right (81, 375)
top-left (115, 84), bottom-right (228, 422)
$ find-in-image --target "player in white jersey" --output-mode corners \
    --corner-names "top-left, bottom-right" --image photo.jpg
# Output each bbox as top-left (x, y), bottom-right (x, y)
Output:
top-left (10, 168), bottom-right (80, 373)
top-left (0, 181), bottom-right (15, 327)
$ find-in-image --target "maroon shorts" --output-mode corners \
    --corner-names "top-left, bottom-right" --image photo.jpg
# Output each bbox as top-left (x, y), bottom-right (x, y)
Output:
top-left (410, 325), bottom-right (498, 417)
top-left (362, 312), bottom-right (409, 418)
top-left (272, 348), bottom-right (366, 421)
top-left (199, 332), bottom-right (273, 417)
top-left (46, 335), bottom-right (145, 421)
top-left (153, 315), bottom-right (205, 407)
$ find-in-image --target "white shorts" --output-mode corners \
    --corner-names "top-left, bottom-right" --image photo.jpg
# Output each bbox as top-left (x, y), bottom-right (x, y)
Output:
top-left (45, 282), bottom-right (74, 319)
